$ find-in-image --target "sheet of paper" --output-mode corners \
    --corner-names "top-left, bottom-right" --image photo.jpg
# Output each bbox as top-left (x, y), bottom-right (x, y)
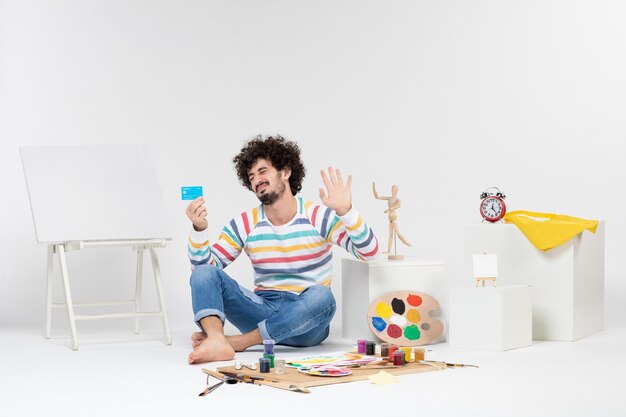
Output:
top-left (368, 371), bottom-right (399, 385)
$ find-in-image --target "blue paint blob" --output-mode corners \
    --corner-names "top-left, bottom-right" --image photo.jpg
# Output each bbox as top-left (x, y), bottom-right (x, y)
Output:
top-left (372, 316), bottom-right (387, 332)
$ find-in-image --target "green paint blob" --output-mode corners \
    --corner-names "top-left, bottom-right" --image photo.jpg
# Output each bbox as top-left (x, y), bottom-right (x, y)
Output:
top-left (404, 324), bottom-right (421, 340)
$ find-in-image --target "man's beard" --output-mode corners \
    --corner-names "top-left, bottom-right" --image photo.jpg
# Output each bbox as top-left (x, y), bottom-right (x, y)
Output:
top-left (257, 179), bottom-right (286, 205)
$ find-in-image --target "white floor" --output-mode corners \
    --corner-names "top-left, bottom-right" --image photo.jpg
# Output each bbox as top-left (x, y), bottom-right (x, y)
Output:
top-left (1, 325), bottom-right (625, 417)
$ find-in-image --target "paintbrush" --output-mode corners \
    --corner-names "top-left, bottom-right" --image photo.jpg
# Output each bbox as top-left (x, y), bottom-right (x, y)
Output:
top-left (219, 371), bottom-right (311, 394)
top-left (343, 361), bottom-right (400, 369)
top-left (420, 360), bottom-right (479, 368)
top-left (199, 369), bottom-right (238, 396)
top-left (444, 363), bottom-right (479, 368)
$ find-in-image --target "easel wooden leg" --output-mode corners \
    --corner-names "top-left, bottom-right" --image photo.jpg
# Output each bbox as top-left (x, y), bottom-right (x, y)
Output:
top-left (45, 245), bottom-right (54, 339)
top-left (149, 248), bottom-right (172, 345)
top-left (58, 244), bottom-right (79, 350)
top-left (134, 247), bottom-right (144, 334)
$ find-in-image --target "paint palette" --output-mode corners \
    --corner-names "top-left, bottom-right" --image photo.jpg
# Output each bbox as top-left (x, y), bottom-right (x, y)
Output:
top-left (297, 365), bottom-right (352, 377)
top-left (367, 291), bottom-right (444, 346)
top-left (286, 353), bottom-right (377, 369)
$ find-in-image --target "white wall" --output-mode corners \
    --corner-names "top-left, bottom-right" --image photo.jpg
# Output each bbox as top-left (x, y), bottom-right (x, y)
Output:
top-left (1, 0), bottom-right (625, 335)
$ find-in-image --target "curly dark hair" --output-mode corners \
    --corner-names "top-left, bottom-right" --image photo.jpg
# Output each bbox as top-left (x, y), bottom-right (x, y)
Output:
top-left (233, 135), bottom-right (306, 195)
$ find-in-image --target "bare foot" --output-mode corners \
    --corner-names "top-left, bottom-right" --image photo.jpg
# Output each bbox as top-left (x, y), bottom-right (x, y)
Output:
top-left (188, 334), bottom-right (235, 364)
top-left (191, 332), bottom-right (207, 348)
top-left (226, 334), bottom-right (259, 352)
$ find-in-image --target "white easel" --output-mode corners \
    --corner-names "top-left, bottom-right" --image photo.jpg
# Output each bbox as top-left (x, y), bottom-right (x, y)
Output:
top-left (473, 253), bottom-right (498, 287)
top-left (45, 240), bottom-right (171, 350)
top-left (22, 145), bottom-right (173, 350)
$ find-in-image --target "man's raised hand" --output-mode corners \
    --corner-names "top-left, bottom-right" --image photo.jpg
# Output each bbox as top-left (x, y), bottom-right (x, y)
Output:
top-left (319, 167), bottom-right (352, 216)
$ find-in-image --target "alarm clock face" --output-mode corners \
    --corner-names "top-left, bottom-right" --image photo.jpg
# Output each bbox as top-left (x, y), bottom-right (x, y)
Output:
top-left (481, 197), bottom-right (505, 221)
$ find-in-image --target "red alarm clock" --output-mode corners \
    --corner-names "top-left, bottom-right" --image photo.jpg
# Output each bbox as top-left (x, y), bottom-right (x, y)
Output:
top-left (479, 187), bottom-right (506, 222)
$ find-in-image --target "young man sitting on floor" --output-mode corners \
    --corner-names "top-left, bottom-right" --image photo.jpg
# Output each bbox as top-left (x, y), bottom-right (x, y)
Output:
top-left (185, 135), bottom-right (379, 364)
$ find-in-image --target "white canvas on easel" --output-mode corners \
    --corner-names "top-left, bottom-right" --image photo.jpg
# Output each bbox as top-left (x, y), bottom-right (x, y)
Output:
top-left (473, 253), bottom-right (498, 287)
top-left (22, 145), bottom-right (171, 242)
top-left (21, 145), bottom-right (172, 350)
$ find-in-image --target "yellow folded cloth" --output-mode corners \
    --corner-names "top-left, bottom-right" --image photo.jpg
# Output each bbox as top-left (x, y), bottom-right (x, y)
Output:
top-left (503, 210), bottom-right (599, 251)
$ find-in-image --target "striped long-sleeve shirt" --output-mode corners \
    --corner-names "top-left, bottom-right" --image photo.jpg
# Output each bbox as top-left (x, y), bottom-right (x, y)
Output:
top-left (188, 197), bottom-right (379, 293)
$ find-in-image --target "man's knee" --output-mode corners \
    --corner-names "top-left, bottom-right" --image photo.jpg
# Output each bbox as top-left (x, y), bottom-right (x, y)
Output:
top-left (301, 285), bottom-right (336, 313)
top-left (189, 265), bottom-right (222, 289)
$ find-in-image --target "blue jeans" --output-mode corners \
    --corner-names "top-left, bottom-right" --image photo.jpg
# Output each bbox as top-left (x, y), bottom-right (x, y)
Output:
top-left (189, 265), bottom-right (336, 347)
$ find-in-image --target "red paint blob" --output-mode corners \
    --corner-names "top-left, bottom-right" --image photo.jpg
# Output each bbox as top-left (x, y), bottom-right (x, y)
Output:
top-left (407, 294), bottom-right (422, 307)
top-left (387, 324), bottom-right (403, 338)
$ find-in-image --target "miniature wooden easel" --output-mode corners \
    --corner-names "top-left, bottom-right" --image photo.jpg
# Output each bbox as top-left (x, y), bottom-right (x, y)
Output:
top-left (373, 182), bottom-right (412, 260)
top-left (475, 276), bottom-right (497, 287)
top-left (473, 253), bottom-right (498, 287)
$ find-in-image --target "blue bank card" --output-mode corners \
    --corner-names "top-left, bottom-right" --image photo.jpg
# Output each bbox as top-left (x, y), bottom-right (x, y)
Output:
top-left (181, 186), bottom-right (203, 200)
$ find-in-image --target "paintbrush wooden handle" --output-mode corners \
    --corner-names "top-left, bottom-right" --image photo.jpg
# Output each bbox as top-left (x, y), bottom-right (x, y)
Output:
top-left (253, 379), bottom-right (310, 394)
top-left (361, 365), bottom-right (401, 369)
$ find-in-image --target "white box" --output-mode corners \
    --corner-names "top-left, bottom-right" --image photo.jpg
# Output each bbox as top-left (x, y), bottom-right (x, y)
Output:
top-left (341, 258), bottom-right (447, 342)
top-left (463, 222), bottom-right (604, 341)
top-left (449, 285), bottom-right (532, 351)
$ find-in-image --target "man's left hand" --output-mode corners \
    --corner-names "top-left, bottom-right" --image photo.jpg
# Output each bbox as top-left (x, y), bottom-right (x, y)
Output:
top-left (319, 167), bottom-right (352, 216)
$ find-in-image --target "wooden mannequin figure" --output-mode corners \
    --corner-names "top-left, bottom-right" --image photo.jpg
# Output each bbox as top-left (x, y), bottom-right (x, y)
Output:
top-left (372, 182), bottom-right (412, 260)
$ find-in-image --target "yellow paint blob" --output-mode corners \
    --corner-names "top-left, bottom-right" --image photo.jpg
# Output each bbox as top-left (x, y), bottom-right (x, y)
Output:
top-left (376, 302), bottom-right (393, 319)
top-left (407, 309), bottom-right (421, 323)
